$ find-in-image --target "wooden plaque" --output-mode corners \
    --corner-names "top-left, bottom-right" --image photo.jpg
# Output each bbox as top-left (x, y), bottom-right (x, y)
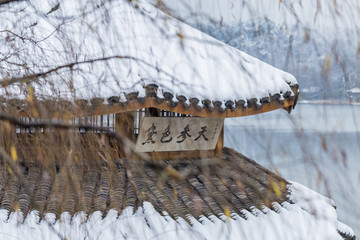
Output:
top-left (135, 117), bottom-right (224, 153)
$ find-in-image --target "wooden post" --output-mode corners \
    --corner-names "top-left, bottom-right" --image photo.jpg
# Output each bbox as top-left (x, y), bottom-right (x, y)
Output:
top-left (147, 107), bottom-right (160, 117)
top-left (215, 126), bottom-right (224, 156)
top-left (115, 112), bottom-right (135, 142)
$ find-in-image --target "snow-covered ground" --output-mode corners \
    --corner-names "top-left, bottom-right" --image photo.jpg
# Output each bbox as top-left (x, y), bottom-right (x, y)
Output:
top-left (0, 182), bottom-right (353, 240)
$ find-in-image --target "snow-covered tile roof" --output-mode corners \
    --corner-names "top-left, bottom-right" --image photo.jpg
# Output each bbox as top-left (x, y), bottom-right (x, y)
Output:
top-left (0, 147), bottom-right (287, 220)
top-left (0, 141), bottom-right (354, 240)
top-left (0, 184), bottom-right (353, 240)
top-left (0, 0), bottom-right (298, 113)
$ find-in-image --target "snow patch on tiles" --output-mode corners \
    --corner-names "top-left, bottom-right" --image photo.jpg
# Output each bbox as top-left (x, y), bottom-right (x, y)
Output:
top-left (0, 0), bottom-right (297, 108)
top-left (0, 182), bottom-right (353, 240)
top-left (288, 181), bottom-right (355, 237)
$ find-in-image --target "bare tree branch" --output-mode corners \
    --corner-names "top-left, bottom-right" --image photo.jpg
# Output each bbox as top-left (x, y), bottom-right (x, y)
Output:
top-left (0, 112), bottom-right (198, 180)
top-left (0, 147), bottom-right (26, 186)
top-left (0, 55), bottom-right (177, 87)
top-left (0, 0), bottom-right (21, 6)
top-left (0, 111), bottom-right (126, 142)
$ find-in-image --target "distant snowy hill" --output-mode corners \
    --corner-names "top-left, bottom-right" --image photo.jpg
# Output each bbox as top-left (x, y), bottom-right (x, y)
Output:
top-left (190, 19), bottom-right (360, 102)
top-left (157, 0), bottom-right (360, 102)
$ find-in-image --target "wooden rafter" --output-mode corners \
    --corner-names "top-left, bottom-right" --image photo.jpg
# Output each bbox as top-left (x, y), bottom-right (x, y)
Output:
top-left (74, 97), bottom-right (296, 118)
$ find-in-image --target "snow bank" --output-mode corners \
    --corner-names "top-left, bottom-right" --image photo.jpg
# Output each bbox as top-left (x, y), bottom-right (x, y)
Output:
top-left (0, 181), bottom-right (353, 240)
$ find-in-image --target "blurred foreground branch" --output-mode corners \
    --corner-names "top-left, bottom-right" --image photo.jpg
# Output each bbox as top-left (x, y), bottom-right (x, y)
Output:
top-left (0, 147), bottom-right (25, 185)
top-left (0, 112), bottom-right (192, 180)
top-left (0, 0), bottom-right (20, 6)
top-left (0, 55), bottom-right (176, 87)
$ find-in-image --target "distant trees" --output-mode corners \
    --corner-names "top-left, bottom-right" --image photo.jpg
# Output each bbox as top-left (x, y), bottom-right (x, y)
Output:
top-left (192, 18), bottom-right (360, 101)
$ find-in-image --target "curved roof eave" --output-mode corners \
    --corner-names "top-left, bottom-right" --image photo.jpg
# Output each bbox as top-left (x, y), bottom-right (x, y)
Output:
top-left (0, 0), bottom-right (299, 117)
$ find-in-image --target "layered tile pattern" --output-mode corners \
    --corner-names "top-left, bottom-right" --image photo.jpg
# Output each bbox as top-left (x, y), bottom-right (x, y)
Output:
top-left (0, 147), bottom-right (288, 222)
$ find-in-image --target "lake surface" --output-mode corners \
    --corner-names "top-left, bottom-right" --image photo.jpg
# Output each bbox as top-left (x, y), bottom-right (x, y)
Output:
top-left (224, 103), bottom-right (360, 236)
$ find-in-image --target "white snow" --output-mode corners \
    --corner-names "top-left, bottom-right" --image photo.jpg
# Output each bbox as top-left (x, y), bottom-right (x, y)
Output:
top-left (0, 181), bottom-right (353, 240)
top-left (289, 181), bottom-right (355, 237)
top-left (302, 86), bottom-right (320, 93)
top-left (0, 0), bottom-right (297, 107)
top-left (347, 88), bottom-right (360, 94)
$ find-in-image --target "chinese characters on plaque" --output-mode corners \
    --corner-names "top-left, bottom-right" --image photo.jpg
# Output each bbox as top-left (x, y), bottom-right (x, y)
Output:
top-left (136, 117), bottom-right (224, 152)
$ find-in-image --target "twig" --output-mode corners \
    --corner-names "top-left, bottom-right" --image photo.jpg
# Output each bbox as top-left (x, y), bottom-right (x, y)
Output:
top-left (0, 0), bottom-right (20, 6)
top-left (0, 147), bottom-right (26, 186)
top-left (0, 112), bottom-right (187, 178)
top-left (0, 55), bottom-right (179, 87)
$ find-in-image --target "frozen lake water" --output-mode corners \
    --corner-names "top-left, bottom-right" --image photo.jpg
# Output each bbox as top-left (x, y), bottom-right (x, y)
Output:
top-left (224, 103), bottom-right (360, 236)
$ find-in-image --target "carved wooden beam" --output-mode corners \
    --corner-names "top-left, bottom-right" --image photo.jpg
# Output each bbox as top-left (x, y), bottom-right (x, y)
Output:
top-left (74, 97), bottom-right (296, 118)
